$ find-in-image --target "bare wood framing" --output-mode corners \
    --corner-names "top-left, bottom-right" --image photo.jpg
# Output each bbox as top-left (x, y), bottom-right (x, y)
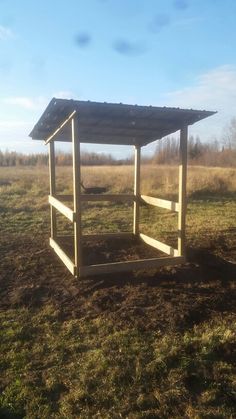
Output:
top-left (140, 233), bottom-right (179, 257)
top-left (133, 145), bottom-right (141, 235)
top-left (49, 141), bottom-right (57, 239)
top-left (178, 125), bottom-right (188, 257)
top-left (48, 195), bottom-right (75, 222)
top-left (56, 194), bottom-right (135, 202)
top-left (82, 232), bottom-right (133, 240)
top-left (72, 116), bottom-right (82, 272)
top-left (45, 110), bottom-right (76, 144)
top-left (50, 238), bottom-right (75, 275)
top-left (79, 256), bottom-right (184, 276)
top-left (80, 194), bottom-right (135, 202)
top-left (55, 194), bottom-right (73, 202)
top-left (141, 195), bottom-right (179, 212)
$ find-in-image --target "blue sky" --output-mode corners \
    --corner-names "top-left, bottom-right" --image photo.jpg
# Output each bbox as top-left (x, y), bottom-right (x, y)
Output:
top-left (1, 0), bottom-right (236, 157)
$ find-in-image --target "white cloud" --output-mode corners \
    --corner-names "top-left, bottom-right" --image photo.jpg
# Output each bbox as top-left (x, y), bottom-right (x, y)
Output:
top-left (53, 90), bottom-right (77, 99)
top-left (3, 92), bottom-right (77, 110)
top-left (2, 96), bottom-right (47, 110)
top-left (162, 65), bottom-right (236, 140)
top-left (0, 25), bottom-right (14, 40)
top-left (0, 120), bottom-right (38, 152)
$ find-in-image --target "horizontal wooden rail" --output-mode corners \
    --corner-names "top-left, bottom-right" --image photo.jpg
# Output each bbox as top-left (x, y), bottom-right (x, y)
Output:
top-left (80, 194), bottom-right (135, 202)
top-left (55, 194), bottom-right (73, 202)
top-left (140, 233), bottom-right (179, 257)
top-left (49, 195), bottom-right (75, 222)
top-left (141, 195), bottom-right (179, 212)
top-left (56, 194), bottom-right (135, 202)
top-left (79, 256), bottom-right (184, 276)
top-left (83, 232), bottom-right (133, 240)
top-left (45, 110), bottom-right (76, 144)
top-left (49, 237), bottom-right (75, 275)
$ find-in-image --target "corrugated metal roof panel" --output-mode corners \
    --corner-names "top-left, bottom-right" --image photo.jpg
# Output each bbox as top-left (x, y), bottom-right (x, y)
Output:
top-left (29, 98), bottom-right (216, 146)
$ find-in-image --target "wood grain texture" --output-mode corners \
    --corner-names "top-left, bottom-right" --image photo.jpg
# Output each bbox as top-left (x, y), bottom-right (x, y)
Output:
top-left (141, 195), bottom-right (179, 212)
top-left (178, 125), bottom-right (188, 257)
top-left (48, 195), bottom-right (75, 222)
top-left (133, 145), bottom-right (141, 235)
top-left (72, 116), bottom-right (83, 273)
top-left (79, 256), bottom-right (184, 277)
top-left (140, 233), bottom-right (179, 257)
top-left (50, 238), bottom-right (75, 275)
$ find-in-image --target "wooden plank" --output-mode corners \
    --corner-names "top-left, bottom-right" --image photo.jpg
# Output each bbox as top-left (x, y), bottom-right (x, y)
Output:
top-left (48, 195), bottom-right (75, 222)
top-left (80, 194), bottom-right (135, 202)
top-left (140, 233), bottom-right (179, 257)
top-left (133, 145), bottom-right (141, 235)
top-left (82, 232), bottom-right (133, 240)
top-left (50, 238), bottom-right (75, 275)
top-left (178, 125), bottom-right (188, 257)
top-left (56, 194), bottom-right (135, 202)
top-left (45, 110), bottom-right (76, 144)
top-left (55, 194), bottom-right (73, 202)
top-left (79, 256), bottom-right (184, 277)
top-left (72, 116), bottom-right (82, 273)
top-left (48, 141), bottom-right (57, 239)
top-left (141, 195), bottom-right (179, 212)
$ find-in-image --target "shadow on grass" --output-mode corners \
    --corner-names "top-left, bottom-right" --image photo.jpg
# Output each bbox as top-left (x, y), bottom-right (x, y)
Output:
top-left (0, 406), bottom-right (24, 419)
top-left (189, 190), bottom-right (236, 201)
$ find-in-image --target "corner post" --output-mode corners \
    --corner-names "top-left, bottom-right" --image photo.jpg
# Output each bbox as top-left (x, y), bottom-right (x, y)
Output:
top-left (178, 125), bottom-right (188, 258)
top-left (72, 115), bottom-right (82, 276)
top-left (133, 145), bottom-right (141, 235)
top-left (49, 140), bottom-right (57, 239)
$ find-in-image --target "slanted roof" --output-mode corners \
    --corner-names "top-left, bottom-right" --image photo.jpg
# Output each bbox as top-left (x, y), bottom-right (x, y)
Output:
top-left (29, 98), bottom-right (216, 147)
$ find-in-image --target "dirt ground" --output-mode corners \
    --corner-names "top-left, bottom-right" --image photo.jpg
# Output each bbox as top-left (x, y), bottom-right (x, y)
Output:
top-left (1, 233), bottom-right (236, 335)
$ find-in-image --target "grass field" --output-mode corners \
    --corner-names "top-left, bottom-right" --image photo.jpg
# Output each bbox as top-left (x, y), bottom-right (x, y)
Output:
top-left (0, 165), bottom-right (236, 418)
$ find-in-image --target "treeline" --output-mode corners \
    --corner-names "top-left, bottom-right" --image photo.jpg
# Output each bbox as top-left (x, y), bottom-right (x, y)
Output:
top-left (1, 140), bottom-right (236, 167)
top-left (153, 136), bottom-right (236, 167)
top-left (0, 150), bottom-right (132, 167)
top-left (1, 117), bottom-right (236, 167)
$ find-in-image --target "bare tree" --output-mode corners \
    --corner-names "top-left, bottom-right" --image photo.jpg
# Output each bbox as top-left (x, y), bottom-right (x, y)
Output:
top-left (223, 118), bottom-right (236, 149)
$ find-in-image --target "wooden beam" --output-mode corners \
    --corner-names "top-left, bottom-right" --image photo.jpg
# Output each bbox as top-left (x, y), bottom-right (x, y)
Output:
top-left (80, 194), bottom-right (135, 202)
top-left (178, 125), bottom-right (188, 257)
top-left (79, 256), bottom-right (184, 277)
top-left (48, 195), bottom-right (75, 222)
top-left (133, 145), bottom-right (141, 235)
top-left (72, 116), bottom-right (82, 273)
top-left (56, 193), bottom-right (136, 203)
top-left (45, 110), bottom-right (76, 144)
top-left (55, 194), bottom-right (73, 202)
top-left (139, 233), bottom-right (179, 257)
top-left (82, 232), bottom-right (133, 240)
top-left (141, 195), bottom-right (179, 212)
top-left (48, 141), bottom-right (57, 239)
top-left (49, 238), bottom-right (75, 275)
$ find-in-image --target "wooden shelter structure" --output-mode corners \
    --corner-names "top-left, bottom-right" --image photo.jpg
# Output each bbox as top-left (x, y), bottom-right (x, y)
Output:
top-left (29, 98), bottom-right (215, 277)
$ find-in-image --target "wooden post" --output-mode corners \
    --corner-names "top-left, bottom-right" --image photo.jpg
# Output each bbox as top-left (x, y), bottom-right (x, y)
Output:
top-left (72, 115), bottom-right (82, 276)
top-left (49, 140), bottom-right (57, 239)
top-left (133, 145), bottom-right (141, 235)
top-left (178, 125), bottom-right (188, 258)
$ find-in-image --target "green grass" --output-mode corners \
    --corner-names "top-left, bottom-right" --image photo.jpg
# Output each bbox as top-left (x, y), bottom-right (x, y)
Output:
top-left (0, 165), bottom-right (236, 418)
top-left (0, 308), bottom-right (235, 418)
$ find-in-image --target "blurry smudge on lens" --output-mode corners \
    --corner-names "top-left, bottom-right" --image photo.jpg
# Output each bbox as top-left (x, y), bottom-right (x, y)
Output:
top-left (148, 14), bottom-right (171, 33)
top-left (112, 39), bottom-right (147, 56)
top-left (75, 33), bottom-right (92, 48)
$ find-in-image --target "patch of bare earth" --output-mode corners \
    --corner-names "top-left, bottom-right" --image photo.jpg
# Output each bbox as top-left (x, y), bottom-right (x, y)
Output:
top-left (1, 233), bottom-right (236, 334)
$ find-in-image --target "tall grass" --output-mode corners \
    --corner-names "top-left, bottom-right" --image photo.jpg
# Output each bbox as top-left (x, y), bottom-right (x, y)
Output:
top-left (1, 164), bottom-right (236, 198)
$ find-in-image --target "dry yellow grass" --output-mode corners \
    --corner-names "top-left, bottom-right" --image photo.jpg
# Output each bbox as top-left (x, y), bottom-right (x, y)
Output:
top-left (1, 164), bottom-right (236, 199)
top-left (80, 164), bottom-right (236, 198)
